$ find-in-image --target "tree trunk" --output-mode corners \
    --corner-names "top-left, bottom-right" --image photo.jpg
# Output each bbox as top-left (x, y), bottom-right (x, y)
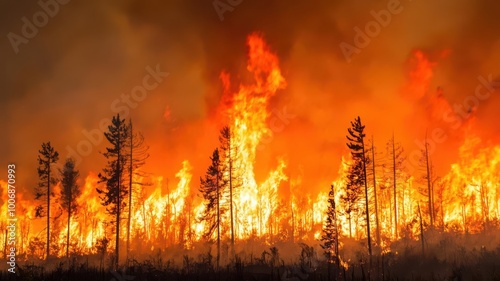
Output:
top-left (418, 202), bottom-right (425, 257)
top-left (480, 182), bottom-right (490, 232)
top-left (361, 139), bottom-right (372, 262)
top-left (229, 138), bottom-right (235, 257)
top-left (348, 214), bottom-right (352, 239)
top-left (127, 120), bottom-right (133, 261)
top-left (67, 186), bottom-right (71, 260)
top-left (216, 164), bottom-right (221, 269)
top-left (47, 165), bottom-right (51, 259)
top-left (371, 139), bottom-right (380, 247)
top-left (116, 148), bottom-right (121, 269)
top-left (392, 135), bottom-right (398, 238)
top-left (334, 195), bottom-right (340, 280)
top-left (291, 201), bottom-right (295, 243)
top-left (425, 140), bottom-right (434, 227)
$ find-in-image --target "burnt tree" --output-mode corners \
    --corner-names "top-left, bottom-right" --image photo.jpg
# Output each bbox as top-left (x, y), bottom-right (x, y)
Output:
top-left (366, 137), bottom-right (381, 247)
top-left (341, 164), bottom-right (362, 238)
top-left (219, 126), bottom-right (240, 256)
top-left (419, 136), bottom-right (437, 228)
top-left (97, 114), bottom-right (129, 269)
top-left (387, 134), bottom-right (405, 238)
top-left (346, 116), bottom-right (371, 260)
top-left (35, 141), bottom-right (59, 259)
top-left (199, 148), bottom-right (226, 269)
top-left (59, 158), bottom-right (80, 259)
top-left (321, 184), bottom-right (340, 281)
top-left (125, 119), bottom-right (150, 260)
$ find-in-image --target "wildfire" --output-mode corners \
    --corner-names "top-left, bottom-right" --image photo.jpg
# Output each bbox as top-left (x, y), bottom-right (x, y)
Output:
top-left (441, 135), bottom-right (500, 232)
top-left (1, 34), bottom-right (500, 263)
top-left (130, 160), bottom-right (193, 245)
top-left (219, 33), bottom-right (288, 239)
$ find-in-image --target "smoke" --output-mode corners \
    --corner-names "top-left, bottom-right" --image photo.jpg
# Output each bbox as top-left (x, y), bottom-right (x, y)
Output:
top-left (0, 0), bottom-right (499, 201)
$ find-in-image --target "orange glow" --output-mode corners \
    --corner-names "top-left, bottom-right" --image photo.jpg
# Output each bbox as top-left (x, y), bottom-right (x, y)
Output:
top-left (1, 34), bottom-right (499, 261)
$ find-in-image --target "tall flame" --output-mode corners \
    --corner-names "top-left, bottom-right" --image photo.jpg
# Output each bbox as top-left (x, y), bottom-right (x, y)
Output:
top-left (219, 33), bottom-right (288, 239)
top-left (1, 37), bottom-right (500, 263)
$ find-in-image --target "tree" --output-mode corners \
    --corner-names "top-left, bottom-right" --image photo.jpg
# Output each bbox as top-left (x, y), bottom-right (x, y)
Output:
top-left (59, 158), bottom-right (80, 259)
top-left (321, 184), bottom-right (340, 281)
top-left (386, 134), bottom-right (405, 238)
top-left (35, 141), bottom-right (59, 259)
top-left (125, 119), bottom-right (150, 260)
top-left (219, 126), bottom-right (240, 255)
top-left (346, 116), bottom-right (371, 259)
top-left (419, 136), bottom-right (436, 228)
top-left (434, 180), bottom-right (446, 231)
top-left (97, 114), bottom-right (129, 268)
top-left (199, 148), bottom-right (226, 269)
top-left (340, 164), bottom-right (362, 238)
top-left (417, 202), bottom-right (425, 257)
top-left (366, 137), bottom-right (380, 247)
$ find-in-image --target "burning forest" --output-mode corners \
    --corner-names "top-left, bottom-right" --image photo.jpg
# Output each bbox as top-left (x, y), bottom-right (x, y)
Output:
top-left (1, 1), bottom-right (500, 280)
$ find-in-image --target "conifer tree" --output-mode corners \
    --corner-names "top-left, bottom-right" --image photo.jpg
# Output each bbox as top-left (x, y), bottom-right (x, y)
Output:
top-left (321, 184), bottom-right (339, 281)
top-left (346, 116), bottom-right (371, 259)
top-left (199, 148), bottom-right (226, 269)
top-left (97, 114), bottom-right (129, 268)
top-left (35, 141), bottom-right (59, 259)
top-left (59, 158), bottom-right (80, 259)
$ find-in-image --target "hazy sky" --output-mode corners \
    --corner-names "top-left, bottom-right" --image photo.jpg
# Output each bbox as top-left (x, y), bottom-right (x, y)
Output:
top-left (1, 0), bottom-right (499, 196)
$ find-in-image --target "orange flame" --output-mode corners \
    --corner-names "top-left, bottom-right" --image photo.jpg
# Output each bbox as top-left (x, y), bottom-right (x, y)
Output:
top-left (1, 38), bottom-right (500, 262)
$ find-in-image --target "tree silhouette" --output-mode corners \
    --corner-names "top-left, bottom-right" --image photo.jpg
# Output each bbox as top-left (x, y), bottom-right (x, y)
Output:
top-left (125, 119), bottom-right (150, 260)
top-left (366, 137), bottom-right (381, 247)
top-left (419, 136), bottom-right (437, 228)
top-left (59, 157), bottom-right (80, 259)
top-left (321, 184), bottom-right (339, 281)
top-left (417, 202), bottom-right (425, 257)
top-left (199, 148), bottom-right (226, 269)
top-left (35, 141), bottom-right (59, 259)
top-left (346, 116), bottom-right (371, 260)
top-left (386, 134), bottom-right (405, 238)
top-left (340, 163), bottom-right (362, 238)
top-left (97, 114), bottom-right (129, 269)
top-left (219, 126), bottom-right (240, 255)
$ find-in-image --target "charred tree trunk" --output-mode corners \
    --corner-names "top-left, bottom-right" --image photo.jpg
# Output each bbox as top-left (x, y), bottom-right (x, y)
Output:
top-left (392, 134), bottom-right (398, 238)
top-left (418, 202), bottom-right (425, 257)
top-left (216, 168), bottom-right (221, 270)
top-left (348, 213), bottom-right (352, 239)
top-left (66, 186), bottom-right (71, 260)
top-left (335, 206), bottom-right (340, 280)
top-left (127, 121), bottom-right (133, 261)
top-left (361, 139), bottom-right (372, 263)
top-left (116, 154), bottom-right (121, 269)
top-left (371, 139), bottom-right (381, 247)
top-left (479, 182), bottom-right (490, 232)
top-left (291, 201), bottom-right (295, 243)
top-left (227, 135), bottom-right (235, 257)
top-left (46, 165), bottom-right (51, 259)
top-left (424, 140), bottom-right (434, 227)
